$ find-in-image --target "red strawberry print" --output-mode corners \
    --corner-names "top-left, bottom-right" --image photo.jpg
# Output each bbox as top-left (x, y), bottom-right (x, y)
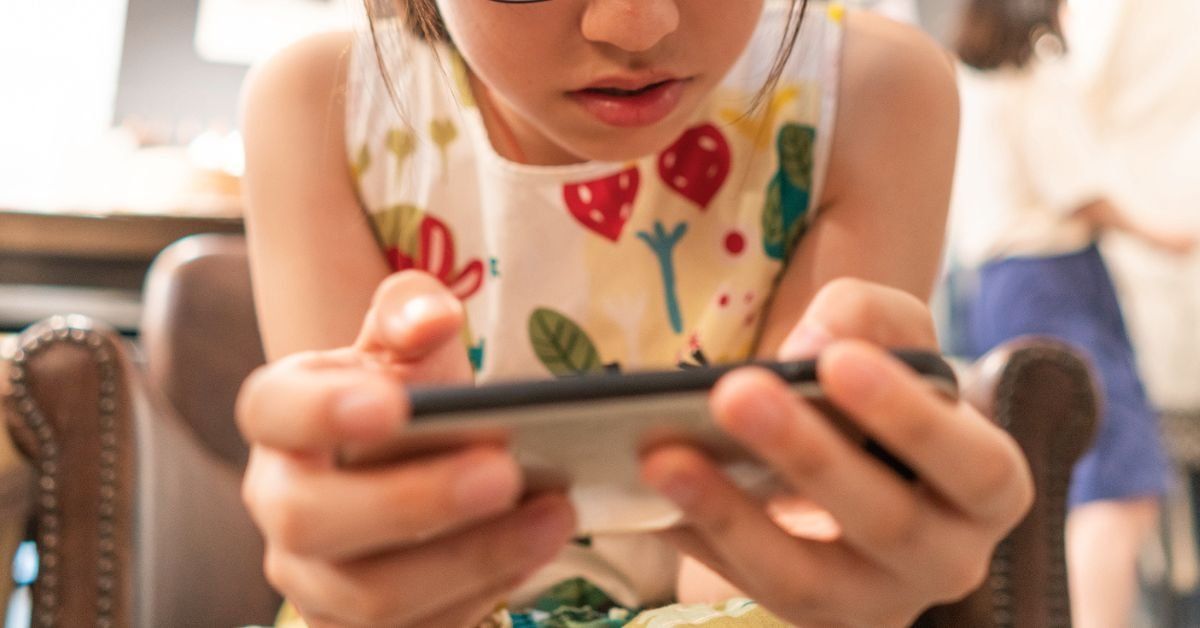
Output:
top-left (388, 215), bottom-right (484, 300)
top-left (562, 167), bottom-right (640, 242)
top-left (658, 123), bottom-right (731, 210)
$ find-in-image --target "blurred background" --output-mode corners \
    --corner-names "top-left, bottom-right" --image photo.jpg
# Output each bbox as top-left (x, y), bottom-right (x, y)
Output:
top-left (0, 0), bottom-right (1198, 626)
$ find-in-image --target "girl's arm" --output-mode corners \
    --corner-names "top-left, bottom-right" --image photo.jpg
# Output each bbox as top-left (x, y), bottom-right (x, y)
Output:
top-left (670, 14), bottom-right (1033, 618)
top-left (755, 11), bottom-right (959, 356)
top-left (237, 35), bottom-right (576, 627)
top-left (240, 31), bottom-right (390, 361)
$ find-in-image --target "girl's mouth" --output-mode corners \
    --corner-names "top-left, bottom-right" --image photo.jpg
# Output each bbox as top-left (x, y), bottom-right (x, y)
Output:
top-left (569, 78), bottom-right (689, 128)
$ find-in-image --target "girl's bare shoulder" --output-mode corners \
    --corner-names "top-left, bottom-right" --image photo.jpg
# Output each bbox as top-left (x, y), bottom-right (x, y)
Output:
top-left (241, 31), bottom-right (355, 119)
top-left (822, 11), bottom-right (959, 209)
top-left (838, 11), bottom-right (958, 115)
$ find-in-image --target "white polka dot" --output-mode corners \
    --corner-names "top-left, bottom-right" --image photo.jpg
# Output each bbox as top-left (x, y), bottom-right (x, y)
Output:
top-left (674, 175), bottom-right (688, 188)
top-left (578, 185), bottom-right (593, 204)
top-left (699, 136), bottom-right (718, 151)
top-left (590, 209), bottom-right (604, 223)
top-left (663, 152), bottom-right (676, 169)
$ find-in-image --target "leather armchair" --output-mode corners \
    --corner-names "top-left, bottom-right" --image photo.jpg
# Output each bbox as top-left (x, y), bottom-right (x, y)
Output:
top-left (1, 234), bottom-right (1098, 627)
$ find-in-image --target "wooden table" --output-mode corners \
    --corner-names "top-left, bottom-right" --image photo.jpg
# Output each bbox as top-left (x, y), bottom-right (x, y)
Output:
top-left (0, 209), bottom-right (244, 332)
top-left (0, 209), bottom-right (243, 261)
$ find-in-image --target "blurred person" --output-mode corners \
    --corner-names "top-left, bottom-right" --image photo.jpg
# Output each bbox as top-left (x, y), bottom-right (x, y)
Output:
top-left (1067, 0), bottom-right (1200, 412)
top-left (948, 1), bottom-right (1198, 626)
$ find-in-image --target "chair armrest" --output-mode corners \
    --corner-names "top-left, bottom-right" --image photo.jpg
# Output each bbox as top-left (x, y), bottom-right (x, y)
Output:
top-left (917, 338), bottom-right (1099, 628)
top-left (2, 316), bottom-right (280, 628)
top-left (0, 351), bottom-right (34, 616)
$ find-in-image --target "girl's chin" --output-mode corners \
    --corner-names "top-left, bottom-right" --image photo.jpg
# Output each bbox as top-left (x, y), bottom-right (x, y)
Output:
top-left (557, 125), bottom-right (692, 163)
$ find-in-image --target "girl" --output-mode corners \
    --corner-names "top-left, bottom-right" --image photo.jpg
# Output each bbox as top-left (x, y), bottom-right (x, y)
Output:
top-left (238, 1), bottom-right (1032, 625)
top-left (950, 1), bottom-right (1197, 625)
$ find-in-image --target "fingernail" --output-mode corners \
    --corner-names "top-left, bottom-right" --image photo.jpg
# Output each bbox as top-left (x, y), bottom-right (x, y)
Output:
top-left (454, 455), bottom-right (521, 517)
top-left (780, 324), bottom-right (833, 360)
top-left (388, 294), bottom-right (459, 339)
top-left (333, 385), bottom-right (397, 438)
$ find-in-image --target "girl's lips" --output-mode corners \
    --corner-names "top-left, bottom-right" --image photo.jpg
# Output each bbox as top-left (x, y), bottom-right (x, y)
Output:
top-left (569, 79), bottom-right (688, 128)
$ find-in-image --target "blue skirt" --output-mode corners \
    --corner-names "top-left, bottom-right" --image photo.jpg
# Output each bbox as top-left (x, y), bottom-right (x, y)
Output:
top-left (968, 244), bottom-right (1169, 508)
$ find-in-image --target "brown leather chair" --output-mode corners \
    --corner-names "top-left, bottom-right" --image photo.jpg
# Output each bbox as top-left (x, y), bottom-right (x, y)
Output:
top-left (0, 233), bottom-right (1097, 627)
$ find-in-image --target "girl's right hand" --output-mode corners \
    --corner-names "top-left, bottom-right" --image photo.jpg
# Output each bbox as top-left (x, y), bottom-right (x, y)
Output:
top-left (236, 272), bottom-right (577, 628)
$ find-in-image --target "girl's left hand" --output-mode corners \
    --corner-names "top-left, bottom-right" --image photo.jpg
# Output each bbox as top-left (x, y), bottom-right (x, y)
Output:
top-left (641, 279), bottom-right (1034, 627)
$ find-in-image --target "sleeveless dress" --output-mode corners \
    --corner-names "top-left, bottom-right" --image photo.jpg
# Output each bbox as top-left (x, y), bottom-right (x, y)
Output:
top-left (280, 3), bottom-right (848, 624)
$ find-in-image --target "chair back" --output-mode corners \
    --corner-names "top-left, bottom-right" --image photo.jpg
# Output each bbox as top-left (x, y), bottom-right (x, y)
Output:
top-left (139, 234), bottom-right (263, 468)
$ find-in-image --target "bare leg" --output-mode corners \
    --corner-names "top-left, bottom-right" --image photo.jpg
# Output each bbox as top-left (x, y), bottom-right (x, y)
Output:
top-left (1068, 497), bottom-right (1161, 628)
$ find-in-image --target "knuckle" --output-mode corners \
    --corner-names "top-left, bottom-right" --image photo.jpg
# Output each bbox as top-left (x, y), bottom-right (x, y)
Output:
top-left (891, 410), bottom-right (940, 450)
top-left (861, 498), bottom-right (922, 553)
top-left (269, 501), bottom-right (317, 555)
top-left (471, 526), bottom-right (519, 574)
top-left (262, 547), bottom-right (296, 596)
top-left (975, 454), bottom-right (1022, 509)
top-left (696, 500), bottom-right (738, 538)
top-left (972, 436), bottom-right (1034, 529)
top-left (780, 435), bottom-right (834, 481)
top-left (778, 581), bottom-right (825, 615)
top-left (234, 366), bottom-right (269, 438)
top-left (350, 589), bottom-right (403, 626)
top-left (936, 548), bottom-right (991, 601)
top-left (252, 479), bottom-right (319, 554)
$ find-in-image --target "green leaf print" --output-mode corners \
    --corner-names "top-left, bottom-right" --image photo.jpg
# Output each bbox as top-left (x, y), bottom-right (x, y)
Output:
top-left (762, 177), bottom-right (786, 260)
top-left (777, 124), bottom-right (816, 190)
top-left (371, 204), bottom-right (425, 253)
top-left (762, 123), bottom-right (815, 261)
top-left (528, 308), bottom-right (606, 377)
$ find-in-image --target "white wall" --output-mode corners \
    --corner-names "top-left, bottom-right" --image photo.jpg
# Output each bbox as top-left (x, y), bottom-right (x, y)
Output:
top-left (0, 1), bottom-right (130, 210)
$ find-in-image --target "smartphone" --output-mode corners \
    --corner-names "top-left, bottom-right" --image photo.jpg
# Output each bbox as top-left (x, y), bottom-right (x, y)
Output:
top-left (339, 349), bottom-right (958, 534)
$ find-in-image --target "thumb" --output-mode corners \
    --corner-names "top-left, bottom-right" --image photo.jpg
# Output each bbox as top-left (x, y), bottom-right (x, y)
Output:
top-left (777, 278), bottom-right (938, 361)
top-left (356, 271), bottom-right (469, 369)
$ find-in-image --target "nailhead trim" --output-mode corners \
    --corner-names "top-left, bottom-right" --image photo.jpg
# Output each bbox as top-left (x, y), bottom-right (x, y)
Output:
top-left (8, 317), bottom-right (122, 628)
top-left (992, 345), bottom-right (1096, 628)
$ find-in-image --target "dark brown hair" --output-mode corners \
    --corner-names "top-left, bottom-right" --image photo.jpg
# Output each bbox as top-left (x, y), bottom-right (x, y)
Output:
top-left (363, 0), bottom-right (808, 115)
top-left (954, 0), bottom-right (1066, 71)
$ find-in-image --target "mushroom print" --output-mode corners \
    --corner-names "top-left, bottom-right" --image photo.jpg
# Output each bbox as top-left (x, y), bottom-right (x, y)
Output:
top-left (658, 123), bottom-right (731, 210)
top-left (562, 167), bottom-right (640, 242)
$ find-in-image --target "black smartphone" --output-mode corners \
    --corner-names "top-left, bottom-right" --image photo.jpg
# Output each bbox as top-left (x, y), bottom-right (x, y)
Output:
top-left (339, 349), bottom-right (958, 534)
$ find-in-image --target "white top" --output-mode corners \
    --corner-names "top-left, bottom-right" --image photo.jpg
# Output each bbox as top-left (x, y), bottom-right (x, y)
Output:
top-left (949, 56), bottom-right (1106, 268)
top-left (344, 2), bottom-right (846, 608)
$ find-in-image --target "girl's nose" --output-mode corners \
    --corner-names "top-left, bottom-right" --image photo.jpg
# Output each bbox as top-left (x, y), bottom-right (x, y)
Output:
top-left (581, 0), bottom-right (680, 53)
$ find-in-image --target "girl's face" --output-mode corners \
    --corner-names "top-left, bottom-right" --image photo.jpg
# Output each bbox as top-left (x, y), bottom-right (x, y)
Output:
top-left (436, 0), bottom-right (766, 164)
